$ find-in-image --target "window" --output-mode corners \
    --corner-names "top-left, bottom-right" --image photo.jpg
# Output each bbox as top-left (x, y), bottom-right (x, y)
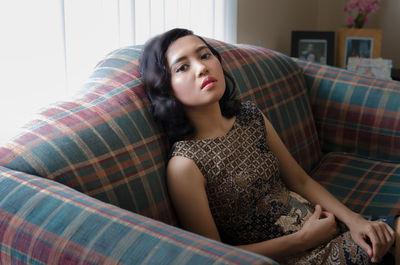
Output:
top-left (0, 0), bottom-right (237, 143)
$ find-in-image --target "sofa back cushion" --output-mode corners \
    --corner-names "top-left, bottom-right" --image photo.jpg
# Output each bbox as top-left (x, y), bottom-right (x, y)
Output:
top-left (0, 47), bottom-right (177, 225)
top-left (0, 39), bottom-right (321, 226)
top-left (296, 58), bottom-right (400, 162)
top-left (209, 40), bottom-right (321, 172)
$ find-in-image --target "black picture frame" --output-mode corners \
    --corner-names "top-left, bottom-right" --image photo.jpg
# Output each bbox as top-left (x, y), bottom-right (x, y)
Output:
top-left (291, 31), bottom-right (335, 66)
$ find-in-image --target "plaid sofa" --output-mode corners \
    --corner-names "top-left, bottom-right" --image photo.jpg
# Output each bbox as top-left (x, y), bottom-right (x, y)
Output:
top-left (0, 38), bottom-right (399, 264)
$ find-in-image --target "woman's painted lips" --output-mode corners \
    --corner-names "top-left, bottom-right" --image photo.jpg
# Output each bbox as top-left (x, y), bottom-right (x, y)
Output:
top-left (201, 77), bottom-right (217, 89)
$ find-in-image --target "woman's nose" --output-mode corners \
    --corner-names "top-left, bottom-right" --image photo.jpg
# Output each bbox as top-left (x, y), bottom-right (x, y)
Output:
top-left (195, 61), bottom-right (208, 76)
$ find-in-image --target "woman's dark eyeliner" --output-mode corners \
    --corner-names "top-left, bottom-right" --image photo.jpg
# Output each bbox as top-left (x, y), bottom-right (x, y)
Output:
top-left (176, 64), bottom-right (188, 73)
top-left (175, 50), bottom-right (211, 73)
top-left (201, 53), bottom-right (211, 60)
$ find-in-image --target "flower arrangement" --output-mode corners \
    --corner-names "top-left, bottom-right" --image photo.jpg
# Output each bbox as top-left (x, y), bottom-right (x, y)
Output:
top-left (343, 0), bottom-right (383, 28)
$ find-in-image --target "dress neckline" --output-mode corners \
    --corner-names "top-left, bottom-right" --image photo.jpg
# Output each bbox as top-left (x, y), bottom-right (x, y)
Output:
top-left (183, 116), bottom-right (238, 143)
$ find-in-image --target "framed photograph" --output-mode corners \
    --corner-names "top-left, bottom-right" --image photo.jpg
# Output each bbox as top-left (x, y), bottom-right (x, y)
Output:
top-left (291, 31), bottom-right (335, 66)
top-left (347, 57), bottom-right (392, 80)
top-left (336, 28), bottom-right (382, 68)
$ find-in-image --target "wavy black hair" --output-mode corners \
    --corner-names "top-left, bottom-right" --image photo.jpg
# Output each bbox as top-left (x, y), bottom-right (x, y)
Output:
top-left (139, 28), bottom-right (240, 143)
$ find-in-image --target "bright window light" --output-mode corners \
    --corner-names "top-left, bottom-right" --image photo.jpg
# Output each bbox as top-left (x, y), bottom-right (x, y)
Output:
top-left (0, 0), bottom-right (237, 144)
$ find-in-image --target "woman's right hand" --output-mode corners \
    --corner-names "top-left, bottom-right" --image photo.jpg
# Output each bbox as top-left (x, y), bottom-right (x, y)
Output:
top-left (238, 204), bottom-right (340, 259)
top-left (297, 204), bottom-right (339, 250)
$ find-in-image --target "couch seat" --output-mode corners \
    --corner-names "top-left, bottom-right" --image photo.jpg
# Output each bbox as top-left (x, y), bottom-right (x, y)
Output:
top-left (311, 152), bottom-right (400, 218)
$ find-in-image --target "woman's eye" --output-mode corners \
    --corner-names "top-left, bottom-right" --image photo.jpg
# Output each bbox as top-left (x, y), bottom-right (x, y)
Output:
top-left (176, 64), bottom-right (189, 73)
top-left (201, 53), bottom-right (212, 60)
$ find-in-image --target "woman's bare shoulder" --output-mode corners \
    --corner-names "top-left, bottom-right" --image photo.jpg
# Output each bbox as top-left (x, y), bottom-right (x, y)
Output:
top-left (168, 155), bottom-right (196, 173)
top-left (167, 155), bottom-right (205, 185)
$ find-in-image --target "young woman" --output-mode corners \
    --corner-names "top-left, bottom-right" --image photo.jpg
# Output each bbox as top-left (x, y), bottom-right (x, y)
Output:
top-left (139, 28), bottom-right (399, 264)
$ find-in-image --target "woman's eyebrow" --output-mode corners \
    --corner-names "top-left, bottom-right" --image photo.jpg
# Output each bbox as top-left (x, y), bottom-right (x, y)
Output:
top-left (170, 45), bottom-right (209, 70)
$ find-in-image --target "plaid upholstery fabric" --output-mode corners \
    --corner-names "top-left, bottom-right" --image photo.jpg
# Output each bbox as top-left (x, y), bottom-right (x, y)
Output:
top-left (0, 41), bottom-right (321, 227)
top-left (0, 166), bottom-right (278, 265)
top-left (296, 59), bottom-right (400, 162)
top-left (311, 152), bottom-right (400, 218)
top-left (208, 40), bottom-right (321, 172)
top-left (0, 46), bottom-right (176, 225)
top-left (0, 37), bottom-right (399, 264)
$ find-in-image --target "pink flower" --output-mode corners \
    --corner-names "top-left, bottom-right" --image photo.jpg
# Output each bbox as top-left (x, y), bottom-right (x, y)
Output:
top-left (343, 0), bottom-right (383, 28)
top-left (347, 15), bottom-right (355, 27)
top-left (370, 3), bottom-right (380, 13)
top-left (349, 1), bottom-right (359, 9)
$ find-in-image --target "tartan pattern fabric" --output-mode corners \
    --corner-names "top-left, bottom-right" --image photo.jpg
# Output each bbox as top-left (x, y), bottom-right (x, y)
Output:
top-left (0, 41), bottom-right (321, 227)
top-left (296, 59), bottom-right (400, 162)
top-left (0, 46), bottom-right (177, 225)
top-left (0, 37), bottom-right (399, 264)
top-left (0, 166), bottom-right (278, 265)
top-left (310, 152), bottom-right (400, 218)
top-left (208, 40), bottom-right (321, 172)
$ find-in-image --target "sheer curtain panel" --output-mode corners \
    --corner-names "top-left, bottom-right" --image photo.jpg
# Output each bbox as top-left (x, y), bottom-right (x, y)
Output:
top-left (0, 0), bottom-right (237, 143)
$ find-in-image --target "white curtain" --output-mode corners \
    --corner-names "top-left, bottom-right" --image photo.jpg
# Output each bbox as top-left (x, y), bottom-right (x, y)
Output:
top-left (0, 0), bottom-right (237, 143)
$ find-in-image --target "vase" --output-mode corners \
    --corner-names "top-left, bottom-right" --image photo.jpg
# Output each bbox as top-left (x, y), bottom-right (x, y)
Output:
top-left (354, 14), bottom-right (366, 28)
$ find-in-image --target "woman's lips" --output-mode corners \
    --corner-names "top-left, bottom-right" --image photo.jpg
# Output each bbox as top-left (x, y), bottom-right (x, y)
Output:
top-left (201, 77), bottom-right (217, 89)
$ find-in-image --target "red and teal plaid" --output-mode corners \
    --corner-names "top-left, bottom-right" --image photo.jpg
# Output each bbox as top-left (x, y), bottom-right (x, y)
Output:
top-left (1, 37), bottom-right (399, 265)
top-left (297, 58), bottom-right (400, 217)
top-left (311, 152), bottom-right (400, 218)
top-left (0, 166), bottom-right (277, 265)
top-left (210, 40), bottom-right (322, 172)
top-left (0, 41), bottom-right (322, 228)
top-left (0, 46), bottom-right (177, 225)
top-left (296, 58), bottom-right (400, 162)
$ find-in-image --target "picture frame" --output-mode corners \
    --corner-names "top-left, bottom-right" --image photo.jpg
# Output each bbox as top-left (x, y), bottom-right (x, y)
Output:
top-left (336, 28), bottom-right (382, 68)
top-left (347, 57), bottom-right (392, 80)
top-left (291, 31), bottom-right (335, 66)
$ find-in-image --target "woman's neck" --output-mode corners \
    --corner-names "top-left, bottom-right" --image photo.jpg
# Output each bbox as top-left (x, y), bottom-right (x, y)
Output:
top-left (185, 103), bottom-right (235, 140)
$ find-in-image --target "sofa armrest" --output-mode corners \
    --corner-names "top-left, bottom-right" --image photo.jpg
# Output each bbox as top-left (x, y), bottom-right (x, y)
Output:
top-left (0, 166), bottom-right (277, 265)
top-left (296, 59), bottom-right (400, 162)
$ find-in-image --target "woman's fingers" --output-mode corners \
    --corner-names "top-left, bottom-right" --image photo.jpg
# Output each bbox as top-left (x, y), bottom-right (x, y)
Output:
top-left (382, 223), bottom-right (395, 244)
top-left (366, 222), bottom-right (395, 262)
top-left (355, 235), bottom-right (373, 258)
top-left (313, 204), bottom-right (322, 218)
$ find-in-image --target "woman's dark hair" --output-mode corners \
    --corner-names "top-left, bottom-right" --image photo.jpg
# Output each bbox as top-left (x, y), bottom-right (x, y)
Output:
top-left (139, 28), bottom-right (240, 142)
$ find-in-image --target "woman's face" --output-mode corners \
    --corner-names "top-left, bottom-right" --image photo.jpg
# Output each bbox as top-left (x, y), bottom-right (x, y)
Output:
top-left (166, 35), bottom-right (226, 109)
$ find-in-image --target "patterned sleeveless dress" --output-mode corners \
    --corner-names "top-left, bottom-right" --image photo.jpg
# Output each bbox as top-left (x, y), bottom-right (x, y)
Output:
top-left (170, 101), bottom-right (372, 264)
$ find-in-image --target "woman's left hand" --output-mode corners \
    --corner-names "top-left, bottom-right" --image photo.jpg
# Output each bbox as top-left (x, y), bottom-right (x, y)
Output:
top-left (348, 214), bottom-right (395, 263)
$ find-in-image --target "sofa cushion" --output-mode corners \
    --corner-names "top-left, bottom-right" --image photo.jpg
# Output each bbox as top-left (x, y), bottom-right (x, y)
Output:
top-left (0, 39), bottom-right (321, 228)
top-left (310, 152), bottom-right (400, 218)
top-left (0, 47), bottom-right (177, 225)
top-left (209, 40), bottom-right (322, 172)
top-left (0, 166), bottom-right (278, 265)
top-left (297, 59), bottom-right (400, 162)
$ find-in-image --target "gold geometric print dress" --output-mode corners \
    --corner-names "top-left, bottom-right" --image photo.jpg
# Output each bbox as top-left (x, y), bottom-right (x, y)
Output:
top-left (170, 101), bottom-right (372, 265)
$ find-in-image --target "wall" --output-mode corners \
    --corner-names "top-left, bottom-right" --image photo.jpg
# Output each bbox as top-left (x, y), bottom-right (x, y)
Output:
top-left (237, 0), bottom-right (400, 68)
top-left (237, 0), bottom-right (318, 55)
top-left (374, 0), bottom-right (400, 68)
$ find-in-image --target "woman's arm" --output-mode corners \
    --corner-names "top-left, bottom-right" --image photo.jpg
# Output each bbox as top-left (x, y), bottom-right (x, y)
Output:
top-left (262, 114), bottom-right (395, 262)
top-left (167, 156), bottom-right (221, 241)
top-left (238, 204), bottom-right (339, 260)
top-left (167, 156), bottom-right (338, 261)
